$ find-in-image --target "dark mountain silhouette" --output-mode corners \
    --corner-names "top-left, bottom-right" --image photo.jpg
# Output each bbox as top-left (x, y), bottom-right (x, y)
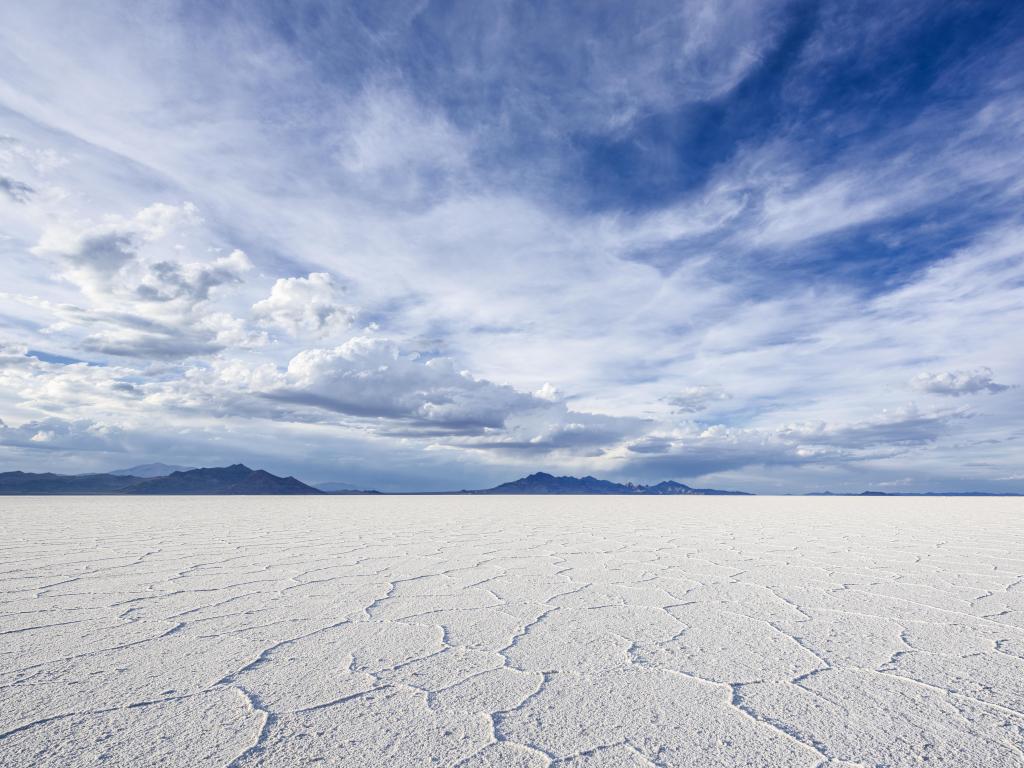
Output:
top-left (0, 465), bottom-right (321, 495)
top-left (126, 465), bottom-right (321, 495)
top-left (472, 472), bottom-right (749, 495)
top-left (478, 473), bottom-right (627, 494)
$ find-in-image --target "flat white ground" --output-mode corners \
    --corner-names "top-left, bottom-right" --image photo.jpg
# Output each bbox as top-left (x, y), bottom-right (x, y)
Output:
top-left (0, 497), bottom-right (1022, 767)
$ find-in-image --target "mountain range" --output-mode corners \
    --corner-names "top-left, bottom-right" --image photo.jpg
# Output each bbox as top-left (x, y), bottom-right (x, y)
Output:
top-left (0, 465), bottom-right (1017, 496)
top-left (0, 467), bottom-right (747, 495)
top-left (471, 472), bottom-right (749, 495)
top-left (0, 464), bottom-right (321, 495)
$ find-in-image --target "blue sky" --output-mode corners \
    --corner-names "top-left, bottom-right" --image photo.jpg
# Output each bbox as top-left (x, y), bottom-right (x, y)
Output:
top-left (1, 0), bottom-right (1022, 492)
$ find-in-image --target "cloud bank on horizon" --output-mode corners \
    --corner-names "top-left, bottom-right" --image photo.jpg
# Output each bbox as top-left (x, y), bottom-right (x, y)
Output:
top-left (0, 0), bottom-right (1022, 492)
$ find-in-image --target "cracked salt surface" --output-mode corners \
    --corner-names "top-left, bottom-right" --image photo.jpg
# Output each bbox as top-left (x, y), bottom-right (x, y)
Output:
top-left (1, 496), bottom-right (1022, 767)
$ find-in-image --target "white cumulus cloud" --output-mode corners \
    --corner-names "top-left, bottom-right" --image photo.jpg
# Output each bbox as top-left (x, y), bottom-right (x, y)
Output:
top-left (272, 336), bottom-right (536, 430)
top-left (252, 273), bottom-right (355, 337)
top-left (911, 368), bottom-right (1009, 397)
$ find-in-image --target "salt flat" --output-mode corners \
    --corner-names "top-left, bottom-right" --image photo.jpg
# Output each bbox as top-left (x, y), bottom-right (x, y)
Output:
top-left (0, 497), bottom-right (1022, 768)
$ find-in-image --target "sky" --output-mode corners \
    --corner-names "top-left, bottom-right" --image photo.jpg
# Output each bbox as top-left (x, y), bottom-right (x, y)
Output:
top-left (1, 0), bottom-right (1023, 493)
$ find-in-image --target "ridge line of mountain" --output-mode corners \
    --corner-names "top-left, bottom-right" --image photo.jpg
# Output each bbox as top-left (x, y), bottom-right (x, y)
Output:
top-left (0, 464), bottom-right (322, 495)
top-left (0, 467), bottom-right (749, 495)
top-left (463, 471), bottom-right (749, 495)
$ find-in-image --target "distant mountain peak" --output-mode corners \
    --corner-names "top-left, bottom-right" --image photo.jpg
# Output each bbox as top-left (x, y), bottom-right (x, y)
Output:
top-left (473, 473), bottom-right (747, 495)
top-left (1, 465), bottom-right (321, 495)
top-left (128, 464), bottom-right (316, 495)
top-left (109, 462), bottom-right (196, 478)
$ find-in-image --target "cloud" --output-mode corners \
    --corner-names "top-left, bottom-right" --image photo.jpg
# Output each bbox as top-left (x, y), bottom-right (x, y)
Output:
top-left (665, 385), bottom-right (731, 413)
top-left (80, 328), bottom-right (224, 360)
top-left (1, 3), bottom-right (1023, 492)
top-left (0, 343), bottom-right (32, 366)
top-left (0, 352), bottom-right (145, 414)
top-left (269, 336), bottom-right (539, 430)
top-left (0, 175), bottom-right (34, 203)
top-left (134, 335), bottom-right (645, 455)
top-left (776, 405), bottom-right (962, 449)
top-left (621, 405), bottom-right (964, 479)
top-left (0, 416), bottom-right (124, 452)
top-left (335, 88), bottom-right (472, 203)
top-left (36, 202), bottom-right (200, 296)
top-left (28, 203), bottom-right (256, 359)
top-left (911, 368), bottom-right (1010, 397)
top-left (534, 382), bottom-right (562, 402)
top-left (457, 405), bottom-right (649, 456)
top-left (252, 272), bottom-right (354, 337)
top-left (136, 250), bottom-right (251, 303)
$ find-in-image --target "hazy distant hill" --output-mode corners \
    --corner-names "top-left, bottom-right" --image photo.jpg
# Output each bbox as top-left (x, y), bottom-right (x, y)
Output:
top-left (315, 481), bottom-right (360, 493)
top-left (642, 480), bottom-right (749, 495)
top-left (473, 472), bottom-right (749, 495)
top-left (315, 481), bottom-right (369, 493)
top-left (807, 490), bottom-right (1022, 497)
top-left (109, 463), bottom-right (195, 477)
top-left (0, 465), bottom-right (321, 495)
